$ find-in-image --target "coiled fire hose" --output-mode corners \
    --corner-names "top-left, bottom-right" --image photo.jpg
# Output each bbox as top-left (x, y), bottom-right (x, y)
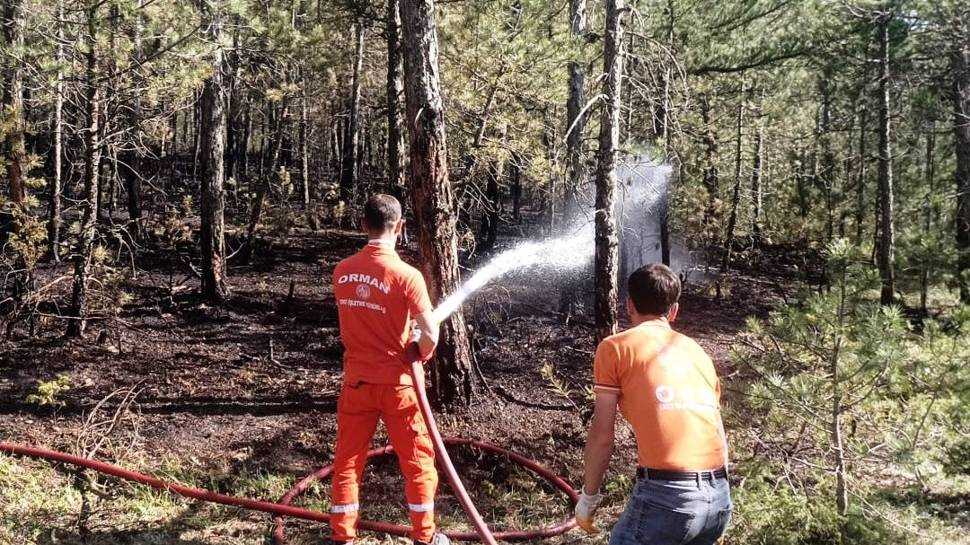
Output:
top-left (0, 351), bottom-right (579, 542)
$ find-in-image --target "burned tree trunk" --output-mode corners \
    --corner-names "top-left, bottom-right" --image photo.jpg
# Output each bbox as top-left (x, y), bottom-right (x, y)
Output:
top-left (954, 23), bottom-right (970, 304)
top-left (386, 0), bottom-right (406, 202)
top-left (400, 0), bottom-right (475, 408)
top-left (750, 103), bottom-right (764, 244)
top-left (197, 0), bottom-right (230, 302)
top-left (48, 0), bottom-right (65, 261)
top-left (700, 93), bottom-right (719, 216)
top-left (2, 0), bottom-right (26, 207)
top-left (722, 82), bottom-right (745, 271)
top-left (876, 15), bottom-right (896, 305)
top-left (563, 0), bottom-right (587, 226)
top-left (67, 6), bottom-right (102, 338)
top-left (593, 0), bottom-right (625, 343)
top-left (340, 23), bottom-right (365, 213)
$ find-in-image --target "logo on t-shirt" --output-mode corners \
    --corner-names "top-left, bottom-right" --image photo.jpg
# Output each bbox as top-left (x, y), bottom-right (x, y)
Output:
top-left (356, 283), bottom-right (371, 300)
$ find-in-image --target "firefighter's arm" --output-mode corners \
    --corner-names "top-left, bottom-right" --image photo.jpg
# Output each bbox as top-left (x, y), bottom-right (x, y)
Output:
top-left (411, 311), bottom-right (439, 360)
top-left (576, 390), bottom-right (619, 533)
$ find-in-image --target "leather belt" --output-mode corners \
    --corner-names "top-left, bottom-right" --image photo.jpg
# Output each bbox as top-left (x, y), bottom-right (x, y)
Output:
top-left (636, 466), bottom-right (728, 481)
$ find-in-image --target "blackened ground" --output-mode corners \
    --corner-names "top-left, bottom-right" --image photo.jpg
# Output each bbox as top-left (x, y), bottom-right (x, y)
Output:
top-left (0, 220), bottom-right (808, 544)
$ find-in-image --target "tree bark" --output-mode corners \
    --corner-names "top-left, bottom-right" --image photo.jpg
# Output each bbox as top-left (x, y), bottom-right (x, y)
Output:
top-left (197, 0), bottom-right (230, 303)
top-left (876, 15), bottom-right (896, 305)
top-left (854, 98), bottom-right (869, 245)
top-left (700, 93), bottom-right (719, 217)
top-left (722, 82), bottom-right (745, 271)
top-left (563, 0), bottom-right (586, 227)
top-left (593, 0), bottom-right (625, 343)
top-left (751, 104), bottom-right (764, 244)
top-left (386, 0), bottom-right (406, 201)
top-left (340, 23), bottom-right (365, 213)
top-left (953, 22), bottom-right (970, 303)
top-left (67, 6), bottom-right (102, 338)
top-left (48, 0), bottom-right (65, 261)
top-left (2, 0), bottom-right (26, 206)
top-left (400, 0), bottom-right (475, 408)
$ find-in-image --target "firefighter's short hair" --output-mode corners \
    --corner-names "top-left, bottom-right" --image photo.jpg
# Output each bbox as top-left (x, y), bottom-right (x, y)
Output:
top-left (628, 263), bottom-right (681, 316)
top-left (362, 194), bottom-right (402, 232)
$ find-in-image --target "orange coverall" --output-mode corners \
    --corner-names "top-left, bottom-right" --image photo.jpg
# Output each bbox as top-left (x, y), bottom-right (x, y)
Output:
top-left (330, 242), bottom-right (438, 543)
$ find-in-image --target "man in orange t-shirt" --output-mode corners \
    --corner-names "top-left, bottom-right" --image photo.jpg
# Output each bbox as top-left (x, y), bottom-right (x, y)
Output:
top-left (329, 194), bottom-right (448, 545)
top-left (576, 264), bottom-right (731, 545)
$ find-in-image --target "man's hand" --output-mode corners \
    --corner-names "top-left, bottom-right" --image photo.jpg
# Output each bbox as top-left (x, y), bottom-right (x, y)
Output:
top-left (410, 324), bottom-right (422, 345)
top-left (574, 487), bottom-right (604, 534)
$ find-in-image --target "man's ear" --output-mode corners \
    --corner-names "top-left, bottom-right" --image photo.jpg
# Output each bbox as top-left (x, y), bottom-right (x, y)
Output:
top-left (667, 302), bottom-right (680, 323)
top-left (395, 218), bottom-right (406, 236)
top-left (626, 298), bottom-right (636, 320)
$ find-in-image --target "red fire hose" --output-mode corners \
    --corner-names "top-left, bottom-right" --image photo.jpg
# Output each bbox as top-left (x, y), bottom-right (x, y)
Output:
top-left (0, 359), bottom-right (579, 542)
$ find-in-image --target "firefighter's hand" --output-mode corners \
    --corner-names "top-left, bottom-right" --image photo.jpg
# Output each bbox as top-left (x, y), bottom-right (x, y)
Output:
top-left (409, 325), bottom-right (422, 345)
top-left (574, 488), bottom-right (603, 534)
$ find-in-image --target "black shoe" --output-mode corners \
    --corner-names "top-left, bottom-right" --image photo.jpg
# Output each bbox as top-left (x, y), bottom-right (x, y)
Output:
top-left (414, 534), bottom-right (451, 545)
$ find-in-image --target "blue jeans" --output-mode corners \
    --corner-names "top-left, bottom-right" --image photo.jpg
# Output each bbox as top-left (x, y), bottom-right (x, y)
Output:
top-left (609, 476), bottom-right (732, 545)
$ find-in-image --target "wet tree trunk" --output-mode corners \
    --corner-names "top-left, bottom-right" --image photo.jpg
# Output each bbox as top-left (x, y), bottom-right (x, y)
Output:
top-left (593, 0), bottom-right (625, 343)
top-left (954, 27), bottom-right (970, 304)
top-left (2, 0), bottom-right (26, 207)
top-left (340, 23), bottom-right (365, 214)
top-left (722, 82), bottom-right (745, 271)
top-left (48, 0), bottom-right (64, 261)
top-left (67, 6), bottom-right (102, 338)
top-left (386, 0), bottom-right (406, 201)
top-left (400, 0), bottom-right (475, 408)
top-left (197, 0), bottom-right (230, 303)
top-left (876, 15), bottom-right (896, 305)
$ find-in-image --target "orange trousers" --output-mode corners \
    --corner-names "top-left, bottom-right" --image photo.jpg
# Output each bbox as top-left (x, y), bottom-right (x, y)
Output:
top-left (330, 382), bottom-right (438, 543)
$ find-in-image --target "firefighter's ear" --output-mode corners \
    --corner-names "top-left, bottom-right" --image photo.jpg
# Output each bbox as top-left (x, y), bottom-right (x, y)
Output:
top-left (667, 303), bottom-right (679, 323)
top-left (395, 218), bottom-right (406, 237)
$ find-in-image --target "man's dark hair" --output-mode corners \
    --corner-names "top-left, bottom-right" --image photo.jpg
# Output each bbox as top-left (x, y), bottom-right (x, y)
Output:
top-left (628, 263), bottom-right (681, 315)
top-left (362, 194), bottom-right (402, 232)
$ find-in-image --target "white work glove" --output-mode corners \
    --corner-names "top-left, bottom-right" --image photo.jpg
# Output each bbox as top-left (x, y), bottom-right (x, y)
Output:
top-left (574, 487), bottom-right (604, 534)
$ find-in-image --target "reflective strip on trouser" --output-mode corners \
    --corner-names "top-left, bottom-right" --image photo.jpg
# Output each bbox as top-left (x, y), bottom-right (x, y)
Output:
top-left (330, 383), bottom-right (439, 543)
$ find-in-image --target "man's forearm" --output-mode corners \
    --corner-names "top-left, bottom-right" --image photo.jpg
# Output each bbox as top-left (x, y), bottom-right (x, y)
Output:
top-left (583, 436), bottom-right (614, 493)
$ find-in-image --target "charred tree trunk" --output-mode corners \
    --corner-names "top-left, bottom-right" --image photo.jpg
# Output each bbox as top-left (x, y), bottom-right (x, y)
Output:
top-left (876, 15), bottom-right (896, 305)
top-left (751, 104), bottom-right (764, 244)
top-left (593, 0), bottom-right (625, 343)
top-left (700, 93), bottom-right (719, 218)
top-left (563, 0), bottom-right (587, 227)
top-left (855, 97), bottom-right (869, 245)
top-left (197, 0), bottom-right (230, 302)
top-left (954, 24), bottom-right (970, 304)
top-left (722, 82), bottom-right (745, 271)
top-left (48, 0), bottom-right (65, 261)
top-left (242, 100), bottom-right (288, 262)
top-left (510, 151), bottom-right (522, 222)
top-left (2, 0), bottom-right (26, 207)
top-left (67, 6), bottom-right (102, 338)
top-left (479, 161), bottom-right (501, 253)
top-left (340, 23), bottom-right (365, 215)
top-left (387, 0), bottom-right (406, 201)
top-left (400, 0), bottom-right (475, 408)
top-left (300, 86), bottom-right (315, 228)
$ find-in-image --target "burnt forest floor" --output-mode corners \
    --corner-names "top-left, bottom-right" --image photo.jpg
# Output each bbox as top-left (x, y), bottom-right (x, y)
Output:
top-left (0, 218), bottom-right (813, 545)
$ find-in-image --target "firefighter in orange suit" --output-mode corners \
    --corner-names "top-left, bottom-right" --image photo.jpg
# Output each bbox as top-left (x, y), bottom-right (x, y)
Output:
top-left (329, 194), bottom-right (448, 545)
